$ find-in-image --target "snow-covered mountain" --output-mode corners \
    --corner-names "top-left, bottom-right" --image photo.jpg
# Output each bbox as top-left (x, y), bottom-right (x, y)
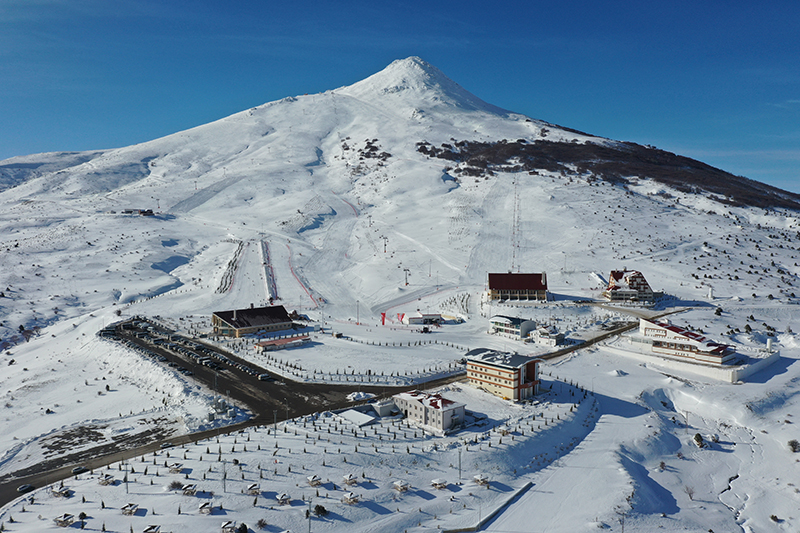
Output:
top-left (2, 57), bottom-right (800, 532)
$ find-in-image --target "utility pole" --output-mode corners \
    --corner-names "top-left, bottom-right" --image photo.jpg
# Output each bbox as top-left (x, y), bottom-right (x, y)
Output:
top-left (273, 410), bottom-right (278, 443)
top-left (380, 235), bottom-right (388, 253)
top-left (356, 300), bottom-right (360, 325)
top-left (403, 268), bottom-right (410, 286)
top-left (458, 448), bottom-right (462, 481)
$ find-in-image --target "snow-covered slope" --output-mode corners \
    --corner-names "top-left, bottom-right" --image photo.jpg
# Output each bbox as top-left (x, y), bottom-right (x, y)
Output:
top-left (2, 57), bottom-right (800, 532)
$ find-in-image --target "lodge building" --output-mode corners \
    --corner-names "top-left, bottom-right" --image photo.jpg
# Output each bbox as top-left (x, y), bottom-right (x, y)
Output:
top-left (638, 318), bottom-right (736, 365)
top-left (212, 305), bottom-right (293, 337)
top-left (465, 348), bottom-right (542, 401)
top-left (487, 273), bottom-right (548, 301)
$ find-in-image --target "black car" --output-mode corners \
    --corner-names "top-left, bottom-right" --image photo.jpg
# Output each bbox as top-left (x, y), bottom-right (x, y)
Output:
top-left (72, 466), bottom-right (88, 475)
top-left (16, 484), bottom-right (34, 493)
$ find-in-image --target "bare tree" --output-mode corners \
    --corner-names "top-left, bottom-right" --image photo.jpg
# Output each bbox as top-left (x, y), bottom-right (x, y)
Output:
top-left (683, 485), bottom-right (695, 500)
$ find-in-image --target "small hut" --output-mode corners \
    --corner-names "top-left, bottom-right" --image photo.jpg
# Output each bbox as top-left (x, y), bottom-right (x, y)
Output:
top-left (54, 514), bottom-right (75, 527)
top-left (276, 492), bottom-right (291, 505)
top-left (51, 486), bottom-right (70, 498)
top-left (247, 483), bottom-right (260, 495)
top-left (121, 503), bottom-right (139, 516)
top-left (393, 480), bottom-right (410, 492)
top-left (343, 473), bottom-right (358, 486)
top-left (342, 491), bottom-right (359, 504)
top-left (143, 526), bottom-right (161, 533)
top-left (431, 479), bottom-right (447, 490)
top-left (168, 463), bottom-right (184, 474)
top-left (182, 483), bottom-right (197, 496)
top-left (307, 474), bottom-right (322, 487)
top-left (221, 521), bottom-right (236, 533)
top-left (98, 474), bottom-right (115, 486)
top-left (199, 502), bottom-right (213, 515)
top-left (473, 474), bottom-right (490, 486)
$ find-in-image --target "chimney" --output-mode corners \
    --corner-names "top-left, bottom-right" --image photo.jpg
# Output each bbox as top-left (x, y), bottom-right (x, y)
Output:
top-left (233, 309), bottom-right (237, 322)
top-left (250, 302), bottom-right (254, 309)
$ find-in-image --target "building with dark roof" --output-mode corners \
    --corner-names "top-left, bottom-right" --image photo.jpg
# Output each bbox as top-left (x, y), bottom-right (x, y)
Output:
top-left (212, 305), bottom-right (293, 337)
top-left (487, 273), bottom-right (548, 301)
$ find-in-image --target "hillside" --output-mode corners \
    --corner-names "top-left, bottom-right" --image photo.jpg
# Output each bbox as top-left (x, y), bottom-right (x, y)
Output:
top-left (1, 57), bottom-right (800, 532)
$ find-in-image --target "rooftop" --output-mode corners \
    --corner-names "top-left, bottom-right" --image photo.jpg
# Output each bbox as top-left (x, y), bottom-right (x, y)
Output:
top-left (213, 305), bottom-right (291, 329)
top-left (393, 390), bottom-right (465, 411)
top-left (465, 348), bottom-right (542, 369)
top-left (488, 273), bottom-right (547, 291)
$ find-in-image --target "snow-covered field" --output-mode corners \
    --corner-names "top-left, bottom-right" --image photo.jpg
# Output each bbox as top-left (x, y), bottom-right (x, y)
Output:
top-left (2, 57), bottom-right (800, 531)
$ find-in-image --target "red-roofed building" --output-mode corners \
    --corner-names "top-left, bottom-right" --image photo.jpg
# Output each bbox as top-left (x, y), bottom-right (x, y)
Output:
top-left (638, 319), bottom-right (736, 365)
top-left (603, 270), bottom-right (654, 302)
top-left (488, 273), bottom-right (548, 301)
top-left (392, 391), bottom-right (465, 435)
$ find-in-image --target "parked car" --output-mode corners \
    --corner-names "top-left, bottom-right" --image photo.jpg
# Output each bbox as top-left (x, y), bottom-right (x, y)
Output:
top-left (72, 466), bottom-right (88, 474)
top-left (16, 484), bottom-right (34, 493)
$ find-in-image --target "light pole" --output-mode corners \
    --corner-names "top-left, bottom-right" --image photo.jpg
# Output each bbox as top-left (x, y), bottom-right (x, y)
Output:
top-left (284, 398), bottom-right (289, 424)
top-left (273, 410), bottom-right (277, 443)
top-left (356, 300), bottom-right (360, 326)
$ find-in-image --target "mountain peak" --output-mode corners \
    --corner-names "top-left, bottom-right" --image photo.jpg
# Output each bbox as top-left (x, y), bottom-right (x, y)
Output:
top-left (337, 56), bottom-right (505, 114)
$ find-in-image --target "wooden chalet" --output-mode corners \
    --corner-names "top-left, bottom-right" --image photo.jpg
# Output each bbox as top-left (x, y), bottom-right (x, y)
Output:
top-left (54, 514), bottom-right (74, 527)
top-left (343, 473), bottom-right (358, 486)
top-left (474, 474), bottom-right (490, 486)
top-left (121, 503), bottom-right (139, 516)
top-left (51, 486), bottom-right (71, 498)
top-left (342, 491), bottom-right (359, 504)
top-left (393, 480), bottom-right (410, 492)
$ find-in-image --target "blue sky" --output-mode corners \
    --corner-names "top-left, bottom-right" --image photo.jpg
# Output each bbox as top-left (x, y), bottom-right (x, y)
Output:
top-left (2, 0), bottom-right (799, 192)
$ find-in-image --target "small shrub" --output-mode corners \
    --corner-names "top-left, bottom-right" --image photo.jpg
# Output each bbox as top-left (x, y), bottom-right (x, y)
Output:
top-left (256, 518), bottom-right (268, 529)
top-left (789, 439), bottom-right (800, 453)
top-left (314, 504), bottom-right (329, 516)
top-left (168, 480), bottom-right (183, 490)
